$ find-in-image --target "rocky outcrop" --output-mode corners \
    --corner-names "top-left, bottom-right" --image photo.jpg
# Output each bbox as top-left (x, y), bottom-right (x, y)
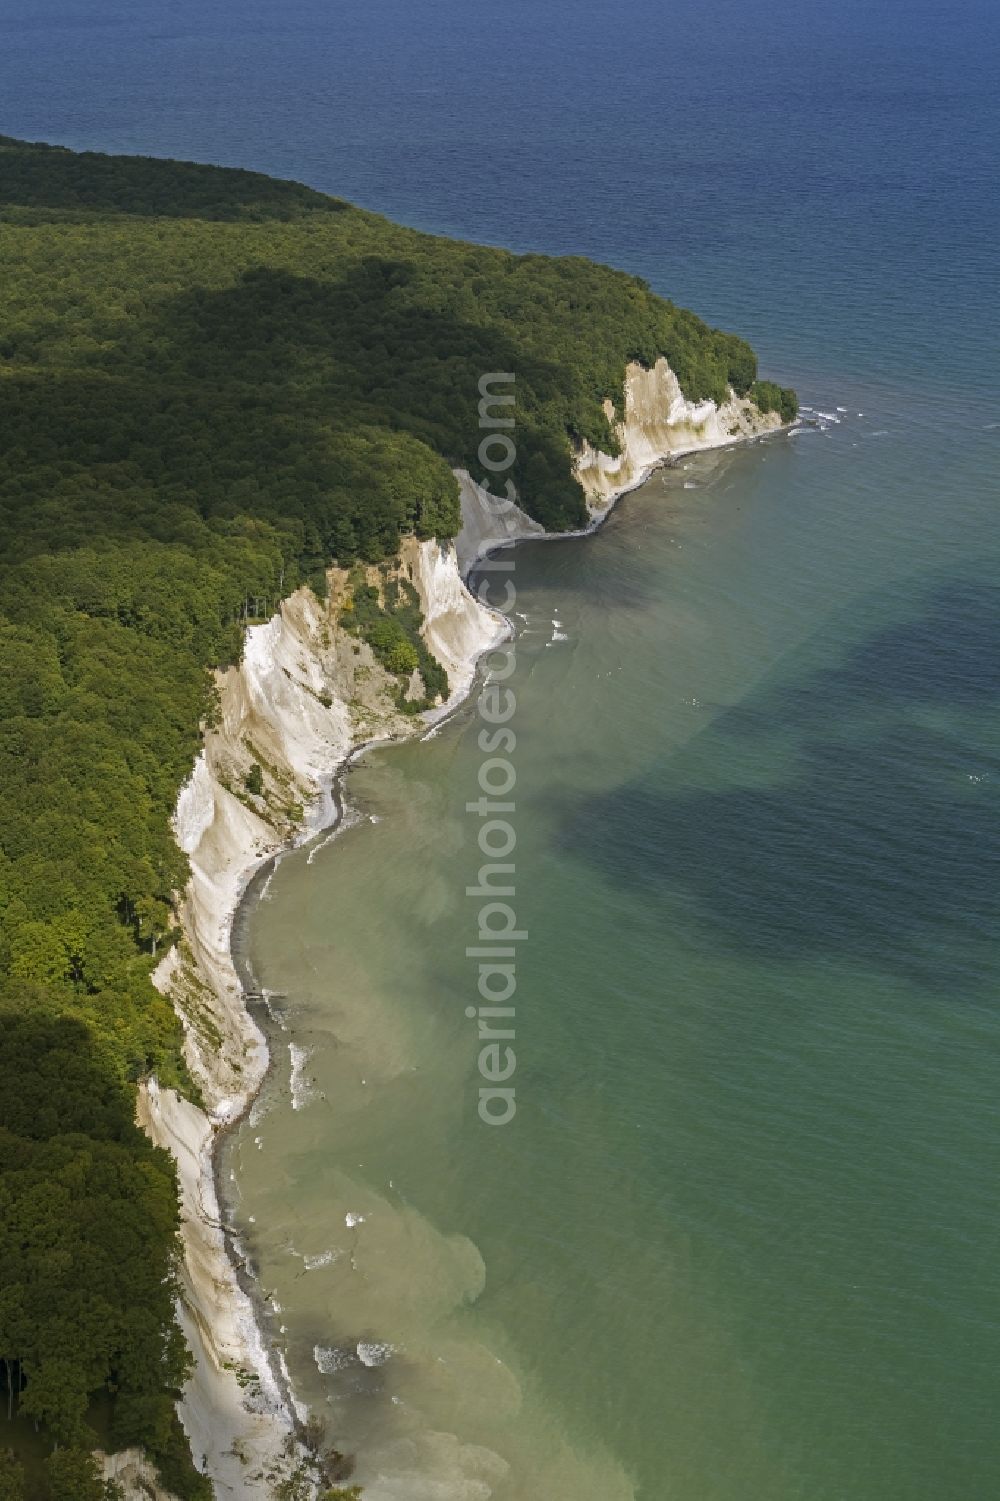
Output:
top-left (402, 534), bottom-right (509, 696)
top-left (575, 357), bottom-right (784, 516)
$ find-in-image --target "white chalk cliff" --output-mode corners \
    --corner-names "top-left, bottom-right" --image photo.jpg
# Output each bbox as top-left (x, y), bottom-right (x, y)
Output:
top-left (453, 359), bottom-right (784, 576)
top-left (123, 358), bottom-right (784, 1499)
top-left (574, 357), bottom-right (783, 514)
top-left (126, 549), bottom-right (501, 1500)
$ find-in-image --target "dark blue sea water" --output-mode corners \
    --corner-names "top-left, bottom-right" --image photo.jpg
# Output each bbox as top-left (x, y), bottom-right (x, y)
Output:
top-left (4, 0), bottom-right (999, 399)
top-left (6, 4), bottom-right (1000, 1498)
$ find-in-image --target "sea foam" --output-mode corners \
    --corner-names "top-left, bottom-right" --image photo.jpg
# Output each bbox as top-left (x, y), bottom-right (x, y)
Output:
top-left (289, 1043), bottom-right (313, 1110)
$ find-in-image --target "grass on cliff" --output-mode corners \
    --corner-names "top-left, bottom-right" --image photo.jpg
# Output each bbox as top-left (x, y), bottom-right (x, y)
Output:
top-left (0, 133), bottom-right (795, 1489)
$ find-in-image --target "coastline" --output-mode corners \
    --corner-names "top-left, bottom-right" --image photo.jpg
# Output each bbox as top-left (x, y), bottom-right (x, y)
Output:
top-left (132, 550), bottom-right (506, 1500)
top-left (136, 361), bottom-right (790, 1500)
top-left (456, 358), bottom-right (794, 575)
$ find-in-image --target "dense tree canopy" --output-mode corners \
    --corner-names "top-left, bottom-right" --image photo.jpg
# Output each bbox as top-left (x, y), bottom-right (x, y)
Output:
top-left (0, 134), bottom-right (794, 1492)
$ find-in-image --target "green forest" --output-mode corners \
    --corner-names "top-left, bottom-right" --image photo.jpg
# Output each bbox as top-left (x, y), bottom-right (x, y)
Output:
top-left (0, 134), bottom-right (795, 1496)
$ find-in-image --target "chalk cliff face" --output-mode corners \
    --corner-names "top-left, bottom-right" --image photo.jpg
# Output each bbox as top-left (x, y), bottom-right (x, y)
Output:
top-left (576, 357), bottom-right (783, 515)
top-left (128, 358), bottom-right (785, 1500)
top-left (131, 545), bottom-right (499, 1501)
top-left (454, 359), bottom-right (785, 573)
top-left (160, 549), bottom-right (502, 1116)
top-left (401, 533), bottom-right (508, 697)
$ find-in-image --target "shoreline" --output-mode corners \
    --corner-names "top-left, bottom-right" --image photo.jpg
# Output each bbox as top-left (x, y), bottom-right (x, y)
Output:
top-left (139, 556), bottom-right (508, 1499)
top-left (148, 367), bottom-right (792, 1500)
top-left (211, 716), bottom-right (478, 1448)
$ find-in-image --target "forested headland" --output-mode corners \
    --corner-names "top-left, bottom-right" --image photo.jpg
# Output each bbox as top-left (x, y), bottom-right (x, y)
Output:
top-left (0, 134), bottom-right (795, 1498)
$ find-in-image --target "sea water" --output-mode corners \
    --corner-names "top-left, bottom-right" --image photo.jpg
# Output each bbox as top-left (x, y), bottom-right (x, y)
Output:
top-left (5, 1), bottom-right (998, 1495)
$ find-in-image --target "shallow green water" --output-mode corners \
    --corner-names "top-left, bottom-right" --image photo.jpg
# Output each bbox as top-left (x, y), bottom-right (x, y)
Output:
top-left (225, 381), bottom-right (1000, 1499)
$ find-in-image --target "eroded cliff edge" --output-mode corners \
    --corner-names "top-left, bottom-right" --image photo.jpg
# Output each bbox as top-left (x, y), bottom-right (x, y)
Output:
top-left (129, 359), bottom-right (786, 1500)
top-left (128, 544), bottom-right (501, 1499)
top-left (455, 357), bottom-right (785, 572)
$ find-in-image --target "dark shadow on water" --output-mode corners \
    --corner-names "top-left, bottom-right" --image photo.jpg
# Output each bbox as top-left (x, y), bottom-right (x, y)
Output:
top-left (559, 572), bottom-right (1000, 987)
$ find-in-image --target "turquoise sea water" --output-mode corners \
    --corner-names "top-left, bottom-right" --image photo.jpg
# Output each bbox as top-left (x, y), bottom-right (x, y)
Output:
top-left (5, 2), bottom-right (999, 1496)
top-left (227, 408), bottom-right (1000, 1500)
